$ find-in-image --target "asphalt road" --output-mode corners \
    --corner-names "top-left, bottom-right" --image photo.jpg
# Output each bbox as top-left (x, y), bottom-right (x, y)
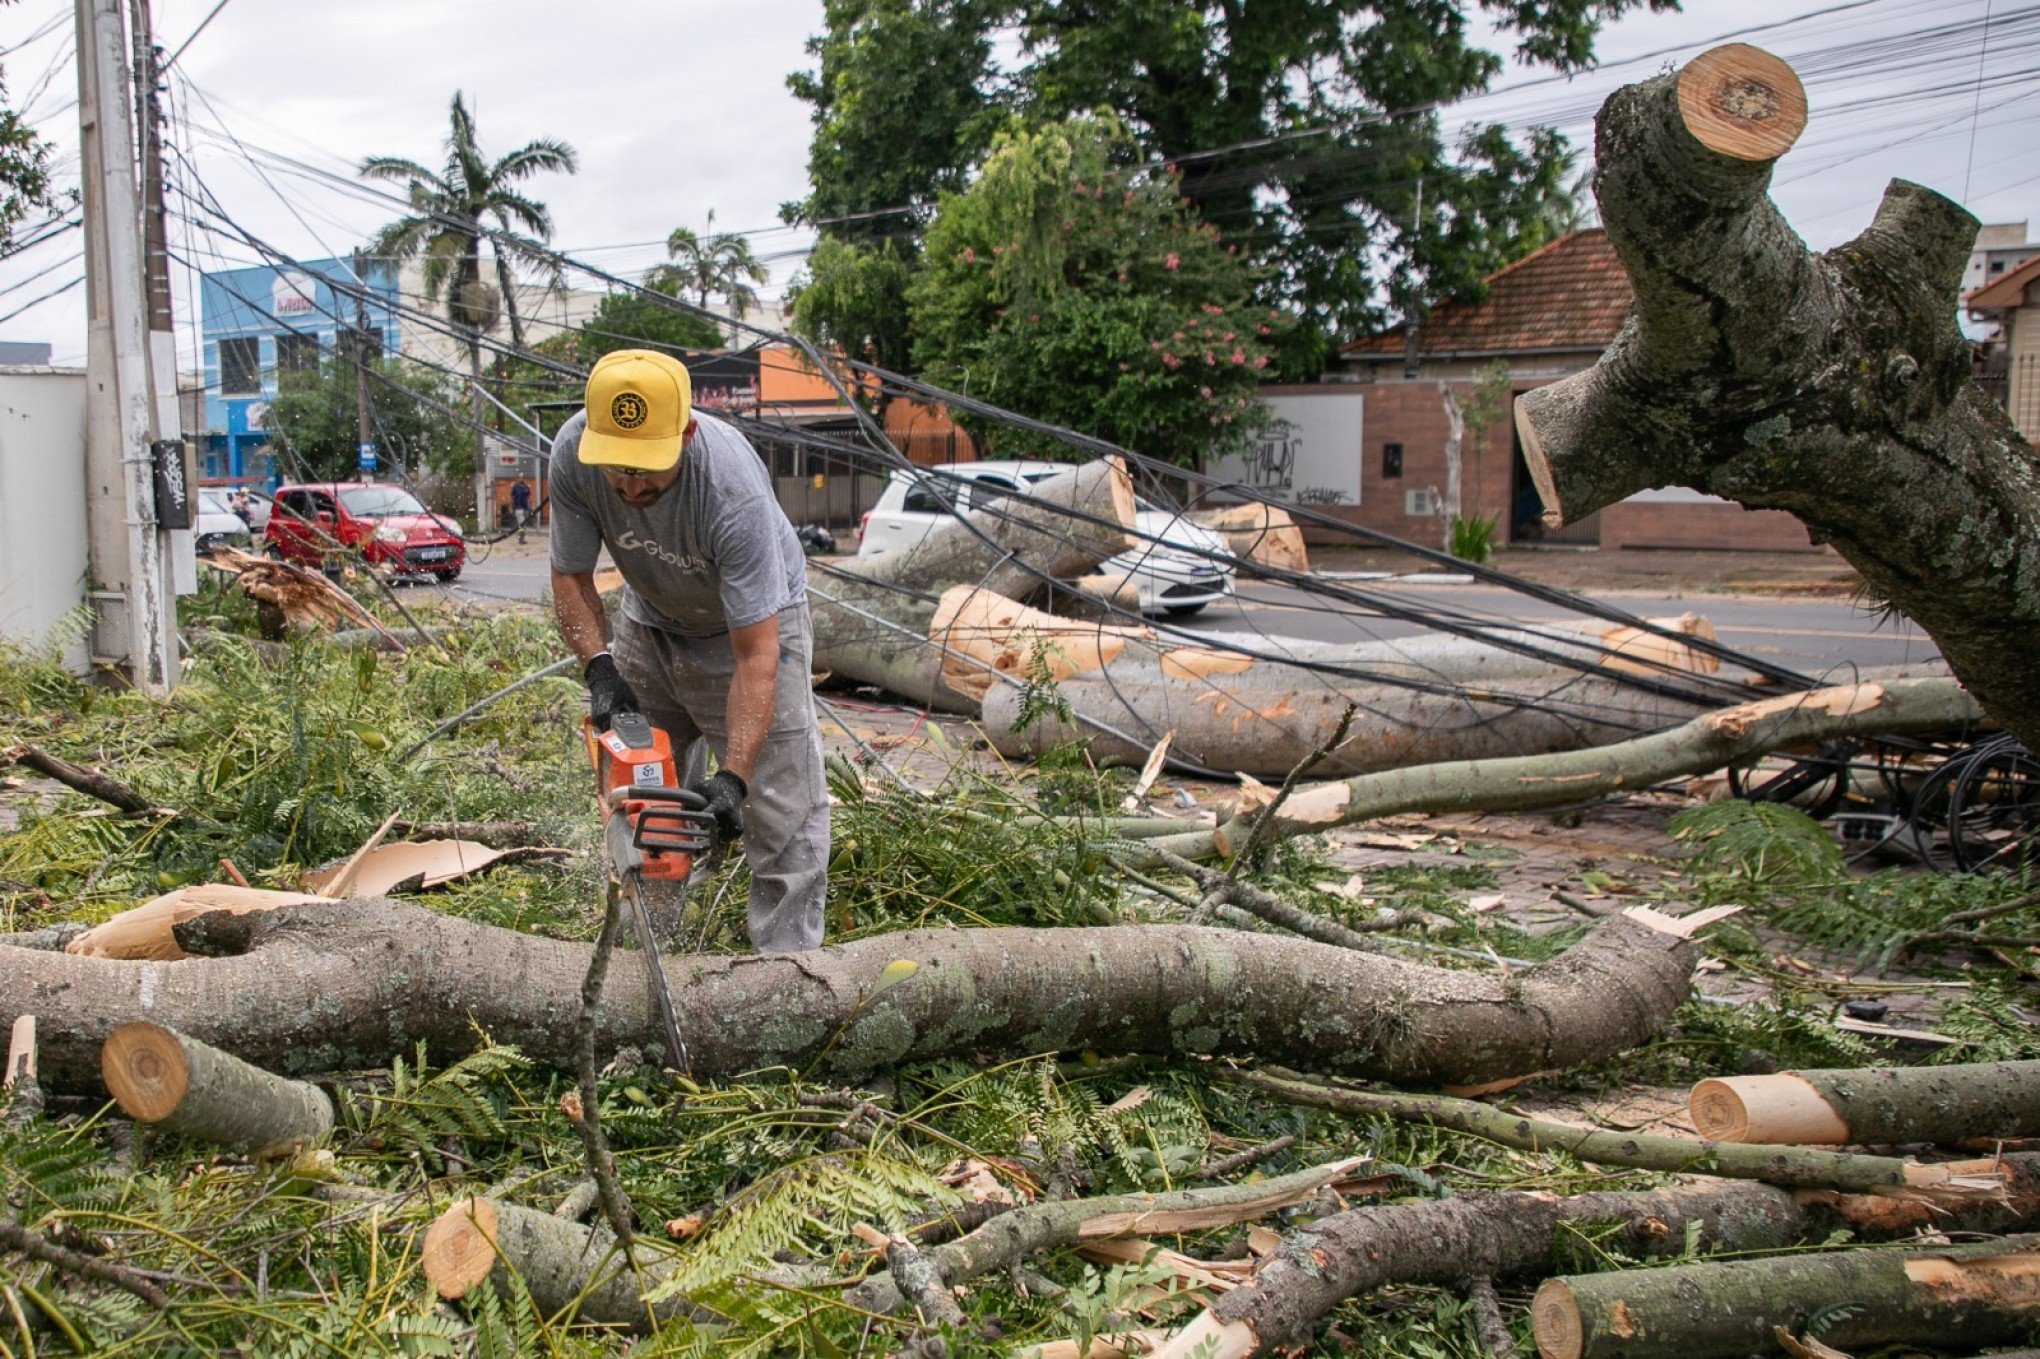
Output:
top-left (426, 547), bottom-right (1936, 680)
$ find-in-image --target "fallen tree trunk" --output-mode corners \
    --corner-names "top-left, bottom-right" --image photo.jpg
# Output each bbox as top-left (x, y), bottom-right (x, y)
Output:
top-left (986, 665), bottom-right (1710, 778)
top-left (1690, 1059), bottom-right (2040, 1147)
top-left (1531, 1232), bottom-right (2040, 1359)
top-left (809, 459), bottom-right (1136, 710)
top-left (1158, 1163), bottom-right (2040, 1359)
top-left (846, 1156), bottom-right (1369, 1316)
top-left (1187, 503), bottom-right (1309, 576)
top-left (1242, 1071), bottom-right (2008, 1202)
top-left (0, 899), bottom-right (1697, 1095)
top-left (1122, 677), bottom-right (1983, 865)
top-left (100, 1022), bottom-right (333, 1156)
top-left (1512, 42), bottom-right (2040, 751)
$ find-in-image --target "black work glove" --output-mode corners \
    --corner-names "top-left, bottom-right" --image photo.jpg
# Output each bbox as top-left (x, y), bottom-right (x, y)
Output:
top-left (695, 769), bottom-right (747, 844)
top-left (584, 652), bottom-right (641, 731)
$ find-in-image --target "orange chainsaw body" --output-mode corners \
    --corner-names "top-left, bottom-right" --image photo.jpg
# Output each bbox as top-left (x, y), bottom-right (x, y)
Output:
top-left (585, 713), bottom-right (713, 882)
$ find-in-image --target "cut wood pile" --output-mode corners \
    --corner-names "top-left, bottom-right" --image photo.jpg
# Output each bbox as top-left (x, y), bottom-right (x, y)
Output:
top-left (5, 41), bottom-right (2039, 1359)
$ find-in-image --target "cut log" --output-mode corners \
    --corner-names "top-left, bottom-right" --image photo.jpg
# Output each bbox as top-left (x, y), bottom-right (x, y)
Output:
top-left (101, 1022), bottom-right (333, 1156)
top-left (809, 458), bottom-right (1137, 710)
top-left (1530, 1232), bottom-right (2040, 1359)
top-left (421, 1196), bottom-right (687, 1331)
top-left (1160, 1164), bottom-right (2040, 1359)
top-left (1691, 1060), bottom-right (2040, 1147)
top-left (1241, 1071), bottom-right (2009, 1203)
top-left (1513, 42), bottom-right (2040, 750)
top-left (1187, 503), bottom-right (1309, 576)
top-left (2, 899), bottom-right (1698, 1096)
top-left (1120, 676), bottom-right (1984, 865)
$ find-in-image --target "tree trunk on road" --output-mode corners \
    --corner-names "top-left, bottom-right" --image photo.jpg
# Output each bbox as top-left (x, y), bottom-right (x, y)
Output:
top-left (809, 459), bottom-right (1136, 710)
top-left (0, 900), bottom-right (1699, 1096)
top-left (1513, 42), bottom-right (2040, 749)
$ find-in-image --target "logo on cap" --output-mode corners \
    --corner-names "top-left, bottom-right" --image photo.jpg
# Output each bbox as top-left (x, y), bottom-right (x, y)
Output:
top-left (610, 392), bottom-right (649, 430)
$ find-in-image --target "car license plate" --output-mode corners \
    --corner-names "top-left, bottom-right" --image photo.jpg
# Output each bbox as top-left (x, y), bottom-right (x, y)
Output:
top-left (416, 547), bottom-right (450, 562)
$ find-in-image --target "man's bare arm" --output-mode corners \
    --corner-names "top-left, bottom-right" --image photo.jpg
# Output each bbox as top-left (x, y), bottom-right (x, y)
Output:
top-left (722, 614), bottom-right (780, 785)
top-left (551, 567), bottom-right (610, 664)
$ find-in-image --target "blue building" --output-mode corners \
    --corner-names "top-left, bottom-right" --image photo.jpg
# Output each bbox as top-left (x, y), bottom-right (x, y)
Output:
top-left (197, 257), bottom-right (400, 484)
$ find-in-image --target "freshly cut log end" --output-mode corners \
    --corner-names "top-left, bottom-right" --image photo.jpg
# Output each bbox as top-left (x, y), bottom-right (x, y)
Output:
top-left (1675, 43), bottom-right (1807, 162)
top-left (422, 1197), bottom-right (501, 1301)
top-left (1530, 1279), bottom-right (1585, 1359)
top-left (1690, 1073), bottom-right (1848, 1145)
top-left (100, 1021), bottom-right (334, 1156)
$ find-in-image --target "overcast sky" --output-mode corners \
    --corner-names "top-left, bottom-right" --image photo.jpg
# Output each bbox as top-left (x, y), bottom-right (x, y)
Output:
top-left (0, 0), bottom-right (2029, 367)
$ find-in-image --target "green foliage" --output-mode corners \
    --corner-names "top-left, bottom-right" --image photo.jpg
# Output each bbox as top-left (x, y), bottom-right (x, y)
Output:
top-left (1927, 979), bottom-right (2040, 1063)
top-left (909, 115), bottom-right (1280, 467)
top-left (1446, 512), bottom-right (1497, 563)
top-left (267, 355), bottom-right (473, 480)
top-left (789, 235), bottom-right (919, 374)
top-left (663, 211), bottom-right (770, 327)
top-left (1670, 800), bottom-right (1844, 890)
top-left (0, 61), bottom-right (53, 254)
top-left (788, 0), bottom-right (1657, 368)
top-left (342, 1041), bottom-right (532, 1167)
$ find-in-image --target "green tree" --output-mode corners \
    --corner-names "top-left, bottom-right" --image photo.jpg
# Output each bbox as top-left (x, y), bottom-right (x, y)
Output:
top-left (359, 93), bottom-right (578, 353)
top-left (267, 356), bottom-right (472, 481)
top-left (788, 0), bottom-right (1663, 372)
top-left (783, 0), bottom-right (1004, 238)
top-left (908, 116), bottom-right (1279, 468)
top-left (661, 212), bottom-right (769, 339)
top-left (0, 64), bottom-right (53, 253)
top-left (788, 236), bottom-right (918, 376)
top-left (495, 280), bottom-right (724, 437)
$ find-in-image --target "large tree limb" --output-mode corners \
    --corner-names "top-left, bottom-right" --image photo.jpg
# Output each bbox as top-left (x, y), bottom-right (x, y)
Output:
top-left (1120, 676), bottom-right (1981, 865)
top-left (1514, 42), bottom-right (2040, 748)
top-left (1690, 1059), bottom-right (2040, 1147)
top-left (0, 900), bottom-right (1698, 1096)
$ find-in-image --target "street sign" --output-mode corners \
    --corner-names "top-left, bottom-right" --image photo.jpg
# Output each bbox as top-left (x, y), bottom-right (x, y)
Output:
top-left (357, 441), bottom-right (376, 474)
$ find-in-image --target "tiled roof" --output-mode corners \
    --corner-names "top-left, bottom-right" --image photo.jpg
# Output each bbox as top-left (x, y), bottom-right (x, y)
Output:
top-left (1966, 252), bottom-right (2040, 311)
top-left (1342, 228), bottom-right (1633, 359)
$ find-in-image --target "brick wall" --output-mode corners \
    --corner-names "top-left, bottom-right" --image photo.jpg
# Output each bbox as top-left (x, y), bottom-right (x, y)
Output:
top-left (1300, 378), bottom-right (1519, 545)
top-left (1599, 500), bottom-right (1822, 552)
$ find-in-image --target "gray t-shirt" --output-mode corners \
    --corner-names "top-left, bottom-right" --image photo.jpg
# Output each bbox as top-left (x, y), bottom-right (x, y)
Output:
top-left (549, 409), bottom-right (806, 637)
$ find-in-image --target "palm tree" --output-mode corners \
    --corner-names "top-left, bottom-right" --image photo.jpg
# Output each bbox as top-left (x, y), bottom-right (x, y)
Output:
top-left (359, 93), bottom-right (574, 524)
top-left (658, 210), bottom-right (768, 338)
top-left (359, 92), bottom-right (577, 351)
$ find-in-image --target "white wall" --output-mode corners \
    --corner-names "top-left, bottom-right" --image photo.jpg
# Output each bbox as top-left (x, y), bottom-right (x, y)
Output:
top-left (0, 367), bottom-right (89, 674)
top-left (1207, 389), bottom-right (1364, 508)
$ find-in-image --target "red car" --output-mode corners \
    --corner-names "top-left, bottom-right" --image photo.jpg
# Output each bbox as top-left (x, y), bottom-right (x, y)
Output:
top-left (266, 482), bottom-right (466, 581)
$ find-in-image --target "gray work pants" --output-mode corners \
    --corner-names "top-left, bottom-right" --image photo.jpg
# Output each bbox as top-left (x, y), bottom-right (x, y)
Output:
top-left (610, 604), bottom-right (829, 952)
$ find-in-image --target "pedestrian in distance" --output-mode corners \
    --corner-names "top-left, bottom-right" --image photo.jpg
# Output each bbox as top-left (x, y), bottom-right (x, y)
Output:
top-left (509, 475), bottom-right (533, 544)
top-left (229, 487), bottom-right (252, 528)
top-left (548, 349), bottom-right (828, 953)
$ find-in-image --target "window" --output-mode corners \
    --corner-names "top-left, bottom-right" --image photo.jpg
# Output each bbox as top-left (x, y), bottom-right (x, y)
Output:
top-left (1993, 260), bottom-right (2008, 274)
top-left (1381, 442), bottom-right (1404, 478)
top-left (902, 480), bottom-right (961, 514)
top-left (276, 334), bottom-right (322, 376)
top-left (338, 486), bottom-right (426, 517)
top-left (218, 337), bottom-right (261, 395)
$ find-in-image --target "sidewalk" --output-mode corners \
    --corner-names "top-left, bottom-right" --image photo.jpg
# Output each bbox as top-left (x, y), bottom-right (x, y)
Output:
top-left (1307, 544), bottom-right (1859, 598)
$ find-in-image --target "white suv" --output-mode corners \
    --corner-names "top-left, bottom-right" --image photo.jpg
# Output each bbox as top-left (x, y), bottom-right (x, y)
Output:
top-left (857, 460), bottom-right (1236, 617)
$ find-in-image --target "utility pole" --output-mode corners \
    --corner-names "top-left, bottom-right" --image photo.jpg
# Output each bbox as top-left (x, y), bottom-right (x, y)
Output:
top-left (77, 0), bottom-right (179, 692)
top-left (353, 248), bottom-right (373, 482)
top-left (130, 0), bottom-right (193, 592)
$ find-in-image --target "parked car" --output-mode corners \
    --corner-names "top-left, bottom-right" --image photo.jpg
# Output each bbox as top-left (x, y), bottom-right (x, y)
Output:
top-left (857, 460), bottom-right (1235, 616)
top-left (266, 481), bottom-right (466, 580)
top-left (194, 490), bottom-right (253, 554)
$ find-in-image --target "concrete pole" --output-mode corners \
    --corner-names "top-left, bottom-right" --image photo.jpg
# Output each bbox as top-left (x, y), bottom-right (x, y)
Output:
top-left (130, 0), bottom-right (193, 593)
top-left (77, 0), bottom-right (176, 692)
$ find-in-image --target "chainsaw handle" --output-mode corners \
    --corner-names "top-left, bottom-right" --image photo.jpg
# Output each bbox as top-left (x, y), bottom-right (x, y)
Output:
top-left (621, 785), bottom-right (709, 809)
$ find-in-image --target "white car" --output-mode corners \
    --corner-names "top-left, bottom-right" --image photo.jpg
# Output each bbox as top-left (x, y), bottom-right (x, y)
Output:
top-left (857, 460), bottom-right (1236, 616)
top-left (194, 489), bottom-right (254, 553)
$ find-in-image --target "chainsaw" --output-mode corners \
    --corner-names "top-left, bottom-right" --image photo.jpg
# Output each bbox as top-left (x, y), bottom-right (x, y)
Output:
top-left (585, 710), bottom-right (718, 1073)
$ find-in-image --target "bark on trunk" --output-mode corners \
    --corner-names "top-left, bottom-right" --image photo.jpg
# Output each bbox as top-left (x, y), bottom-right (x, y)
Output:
top-left (0, 900), bottom-right (1697, 1095)
top-left (809, 459), bottom-right (1136, 711)
top-left (421, 1196), bottom-right (687, 1332)
top-left (1122, 677), bottom-right (1982, 865)
top-left (1690, 1060), bottom-right (2040, 1147)
top-left (5, 743), bottom-right (172, 818)
top-left (1531, 1232), bottom-right (2040, 1359)
top-left (1160, 1165), bottom-right (2040, 1359)
top-left (1512, 43), bottom-right (2040, 750)
top-left (100, 1022), bottom-right (333, 1156)
top-left (1243, 1072), bottom-right (2008, 1202)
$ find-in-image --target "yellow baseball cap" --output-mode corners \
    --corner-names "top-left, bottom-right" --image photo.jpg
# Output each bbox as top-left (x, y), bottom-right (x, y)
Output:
top-left (578, 349), bottom-right (693, 472)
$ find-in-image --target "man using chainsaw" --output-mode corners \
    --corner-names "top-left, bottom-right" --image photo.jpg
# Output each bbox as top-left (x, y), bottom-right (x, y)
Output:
top-left (549, 348), bottom-right (828, 953)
